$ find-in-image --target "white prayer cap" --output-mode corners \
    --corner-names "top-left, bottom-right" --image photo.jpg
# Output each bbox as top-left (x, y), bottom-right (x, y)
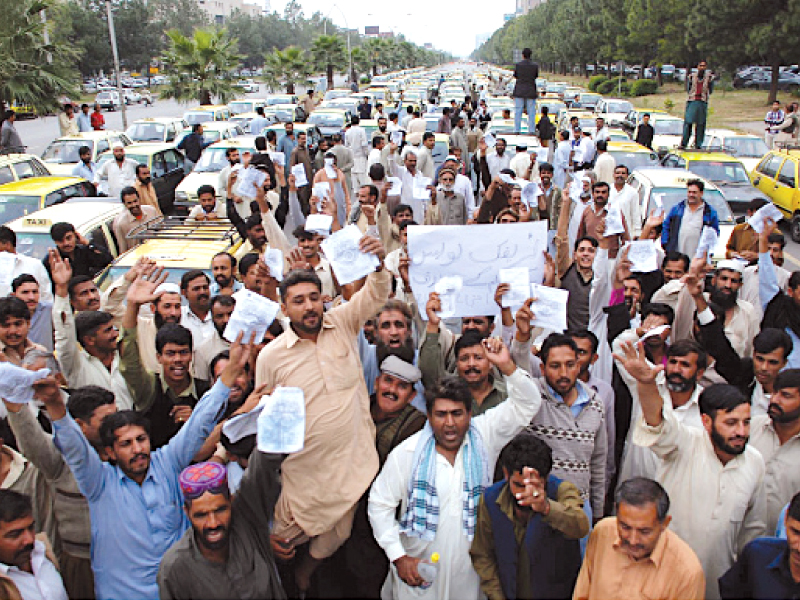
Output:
top-left (154, 282), bottom-right (181, 296)
top-left (111, 141), bottom-right (125, 150)
top-left (380, 355), bottom-right (422, 384)
top-left (716, 259), bottom-right (745, 274)
top-left (444, 154), bottom-right (460, 163)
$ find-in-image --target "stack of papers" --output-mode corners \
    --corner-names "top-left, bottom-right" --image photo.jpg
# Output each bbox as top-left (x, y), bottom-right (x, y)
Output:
top-left (499, 267), bottom-right (530, 308)
top-left (747, 203), bottom-right (783, 233)
top-left (434, 276), bottom-right (463, 318)
top-left (262, 248), bottom-right (284, 281)
top-left (291, 163), bottom-right (308, 187)
top-left (257, 387), bottom-right (306, 453)
top-left (320, 224), bottom-right (380, 285)
top-left (223, 289), bottom-right (280, 343)
top-left (234, 167), bottom-right (266, 199)
top-left (305, 214), bottom-right (333, 236)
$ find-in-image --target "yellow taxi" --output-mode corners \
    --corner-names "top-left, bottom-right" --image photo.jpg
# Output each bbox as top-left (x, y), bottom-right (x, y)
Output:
top-left (41, 131), bottom-right (133, 176)
top-left (174, 121), bottom-right (245, 147)
top-left (704, 129), bottom-right (770, 172)
top-left (0, 154), bottom-right (51, 185)
top-left (125, 117), bottom-right (188, 144)
top-left (94, 221), bottom-right (246, 291)
top-left (0, 177), bottom-right (97, 225)
top-left (751, 149), bottom-right (800, 241)
top-left (661, 149), bottom-right (767, 215)
top-left (7, 199), bottom-right (124, 260)
top-left (175, 136), bottom-right (259, 204)
top-left (606, 140), bottom-right (660, 172)
top-left (228, 98), bottom-right (267, 116)
top-left (183, 105), bottom-right (231, 126)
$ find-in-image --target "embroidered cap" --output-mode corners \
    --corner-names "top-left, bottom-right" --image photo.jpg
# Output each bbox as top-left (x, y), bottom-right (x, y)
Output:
top-left (179, 462), bottom-right (228, 500)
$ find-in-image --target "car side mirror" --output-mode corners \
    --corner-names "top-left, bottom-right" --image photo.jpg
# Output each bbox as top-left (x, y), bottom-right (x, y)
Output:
top-left (753, 177), bottom-right (761, 185)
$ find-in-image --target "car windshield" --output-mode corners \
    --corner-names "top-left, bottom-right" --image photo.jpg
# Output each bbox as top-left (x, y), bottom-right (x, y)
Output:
top-left (579, 94), bottom-right (600, 103)
top-left (608, 150), bottom-right (659, 170)
top-left (228, 101), bottom-right (254, 115)
top-left (650, 187), bottom-right (734, 224)
top-left (43, 140), bottom-right (92, 163)
top-left (0, 195), bottom-right (38, 225)
top-left (266, 97), bottom-right (293, 105)
top-left (538, 102), bottom-right (564, 114)
top-left (193, 147), bottom-right (254, 173)
top-left (606, 101), bottom-right (633, 113)
top-left (184, 112), bottom-right (214, 126)
top-left (126, 122), bottom-right (165, 142)
top-left (654, 120), bottom-right (684, 135)
top-left (265, 108), bottom-right (294, 121)
top-left (15, 232), bottom-right (53, 260)
top-left (690, 160), bottom-right (751, 184)
top-left (309, 113), bottom-right (344, 127)
top-left (722, 137), bottom-right (769, 158)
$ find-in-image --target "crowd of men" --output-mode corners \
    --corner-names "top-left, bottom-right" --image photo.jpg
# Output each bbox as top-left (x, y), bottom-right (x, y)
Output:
top-left (2, 59), bottom-right (800, 600)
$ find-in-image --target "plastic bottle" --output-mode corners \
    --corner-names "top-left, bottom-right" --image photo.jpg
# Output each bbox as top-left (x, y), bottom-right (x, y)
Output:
top-left (417, 552), bottom-right (440, 590)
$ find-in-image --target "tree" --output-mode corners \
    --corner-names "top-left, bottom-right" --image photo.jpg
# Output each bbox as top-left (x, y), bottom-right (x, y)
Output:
top-left (0, 0), bottom-right (78, 113)
top-left (350, 47), bottom-right (371, 82)
top-left (113, 0), bottom-right (164, 74)
top-left (263, 46), bottom-right (311, 94)
top-left (160, 27), bottom-right (242, 105)
top-left (311, 34), bottom-right (346, 90)
top-left (363, 38), bottom-right (385, 76)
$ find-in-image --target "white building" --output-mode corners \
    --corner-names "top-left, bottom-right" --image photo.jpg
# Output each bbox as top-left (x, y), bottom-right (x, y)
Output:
top-left (197, 0), bottom-right (265, 24)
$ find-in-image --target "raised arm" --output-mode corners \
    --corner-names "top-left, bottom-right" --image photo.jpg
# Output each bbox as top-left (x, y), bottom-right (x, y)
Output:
top-left (613, 340), bottom-right (664, 426)
top-left (49, 251), bottom-right (80, 379)
top-left (5, 398), bottom-right (68, 483)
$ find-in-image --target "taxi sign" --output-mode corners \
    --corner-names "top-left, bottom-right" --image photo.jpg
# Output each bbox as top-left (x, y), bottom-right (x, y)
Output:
top-left (146, 254), bottom-right (186, 261)
top-left (23, 218), bottom-right (51, 227)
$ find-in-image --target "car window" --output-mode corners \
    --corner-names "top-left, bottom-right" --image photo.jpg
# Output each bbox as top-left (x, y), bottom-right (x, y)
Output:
top-left (0, 167), bottom-right (13, 185)
top-left (31, 160), bottom-right (49, 177)
top-left (778, 159), bottom-right (797, 188)
top-left (79, 182), bottom-right (96, 196)
top-left (96, 140), bottom-right (110, 155)
top-left (12, 161), bottom-right (37, 180)
top-left (164, 150), bottom-right (181, 172)
top-left (165, 125), bottom-right (176, 142)
top-left (45, 190), bottom-right (65, 206)
top-left (87, 226), bottom-right (109, 250)
top-left (676, 158), bottom-right (686, 168)
top-left (152, 153), bottom-right (167, 178)
top-left (760, 154), bottom-right (783, 178)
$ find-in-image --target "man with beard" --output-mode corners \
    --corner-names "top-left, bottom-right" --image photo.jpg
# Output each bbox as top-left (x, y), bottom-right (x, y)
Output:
top-left (618, 342), bottom-right (766, 600)
top-left (133, 164), bottom-right (161, 215)
top-left (120, 269), bottom-right (211, 448)
top-left (113, 187), bottom-right (159, 254)
top-left (525, 333), bottom-right (608, 524)
top-left (290, 131), bottom-right (314, 214)
top-left (291, 227), bottom-right (336, 300)
top-left (537, 162), bottom-right (563, 231)
top-left (180, 271), bottom-right (213, 346)
top-left (720, 490), bottom-right (800, 598)
top-left (44, 329), bottom-right (253, 600)
top-left (368, 339), bottom-right (542, 600)
top-left (94, 142), bottom-right (137, 199)
top-left (335, 353), bottom-right (426, 598)
top-left (219, 148), bottom-right (243, 217)
top-left (574, 478), bottom-right (705, 600)
top-left (255, 235), bottom-right (389, 596)
top-left (577, 181), bottom-right (629, 259)
top-left (760, 218), bottom-right (800, 369)
top-left (0, 490), bottom-right (68, 600)
top-left (132, 282), bottom-right (183, 372)
top-left (209, 252), bottom-right (242, 297)
top-left (157, 455), bottom-right (286, 600)
top-left (674, 258), bottom-right (759, 358)
top-left (50, 251), bottom-right (136, 410)
top-left (470, 433), bottom-right (589, 600)
top-left (193, 295), bottom-right (234, 381)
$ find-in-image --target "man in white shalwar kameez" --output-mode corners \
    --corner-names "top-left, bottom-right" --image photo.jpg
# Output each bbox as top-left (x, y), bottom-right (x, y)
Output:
top-left (386, 142), bottom-right (428, 224)
top-left (553, 131), bottom-right (572, 190)
top-left (368, 338), bottom-right (542, 600)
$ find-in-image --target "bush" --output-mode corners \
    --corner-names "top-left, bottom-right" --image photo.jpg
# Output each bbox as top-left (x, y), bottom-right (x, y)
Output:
top-left (663, 98), bottom-right (675, 113)
top-left (630, 79), bottom-right (658, 96)
top-left (597, 78), bottom-right (629, 96)
top-left (588, 75), bottom-right (608, 92)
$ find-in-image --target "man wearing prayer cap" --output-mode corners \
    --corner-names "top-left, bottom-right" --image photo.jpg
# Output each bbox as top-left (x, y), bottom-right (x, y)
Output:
top-left (336, 350), bottom-right (428, 598)
top-left (94, 141), bottom-right (138, 198)
top-left (158, 454), bottom-right (286, 600)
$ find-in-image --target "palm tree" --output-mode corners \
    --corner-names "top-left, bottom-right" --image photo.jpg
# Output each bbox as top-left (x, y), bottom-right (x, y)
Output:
top-left (311, 34), bottom-right (347, 90)
top-left (349, 47), bottom-right (370, 84)
top-left (363, 38), bottom-right (385, 77)
top-left (0, 0), bottom-right (78, 114)
top-left (263, 46), bottom-right (312, 94)
top-left (160, 27), bottom-right (242, 105)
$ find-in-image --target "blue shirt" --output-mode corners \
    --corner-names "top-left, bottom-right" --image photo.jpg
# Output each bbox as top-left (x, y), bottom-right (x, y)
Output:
top-left (53, 379), bottom-right (229, 600)
top-left (759, 252), bottom-right (800, 369)
top-left (77, 112), bottom-right (92, 132)
top-left (718, 537), bottom-right (800, 599)
top-left (277, 134), bottom-right (297, 165)
top-left (28, 301), bottom-right (53, 351)
top-left (72, 161), bottom-right (96, 181)
top-left (209, 279), bottom-right (243, 297)
top-left (546, 381), bottom-right (590, 419)
top-left (248, 116), bottom-right (269, 136)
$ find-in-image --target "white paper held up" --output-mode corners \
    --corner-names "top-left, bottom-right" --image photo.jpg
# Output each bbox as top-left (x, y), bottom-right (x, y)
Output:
top-left (0, 252), bottom-right (14, 287)
top-left (291, 163), bottom-right (308, 187)
top-left (412, 176), bottom-right (432, 201)
top-left (313, 182), bottom-right (331, 200)
top-left (305, 214), bottom-right (333, 236)
top-left (499, 173), bottom-right (516, 185)
top-left (434, 276), bottom-right (463, 318)
top-left (483, 133), bottom-right (496, 148)
top-left (604, 202), bottom-right (626, 236)
top-left (263, 248), bottom-right (284, 282)
top-left (747, 203), bottom-right (783, 234)
top-left (386, 177), bottom-right (403, 196)
top-left (627, 240), bottom-right (659, 273)
top-left (499, 267), bottom-right (531, 308)
top-left (320, 224), bottom-right (380, 285)
top-left (0, 363), bottom-right (51, 404)
top-left (522, 182), bottom-right (543, 207)
top-left (268, 151), bottom-right (285, 167)
top-left (234, 166), bottom-right (266, 199)
top-left (696, 225), bottom-right (718, 260)
top-left (257, 387), bottom-right (306, 454)
top-left (529, 284), bottom-right (569, 332)
top-left (390, 131), bottom-right (404, 146)
top-left (640, 324), bottom-right (671, 342)
top-left (223, 289), bottom-right (280, 343)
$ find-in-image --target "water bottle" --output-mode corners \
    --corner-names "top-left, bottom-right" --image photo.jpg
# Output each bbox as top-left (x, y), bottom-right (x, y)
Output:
top-left (417, 552), bottom-right (440, 590)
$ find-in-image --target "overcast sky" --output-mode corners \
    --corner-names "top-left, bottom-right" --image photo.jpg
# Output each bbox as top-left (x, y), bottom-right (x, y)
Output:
top-left (269, 0), bottom-right (508, 58)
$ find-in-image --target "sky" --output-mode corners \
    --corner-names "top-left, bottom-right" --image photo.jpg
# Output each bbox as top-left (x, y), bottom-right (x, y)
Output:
top-left (269, 0), bottom-right (508, 58)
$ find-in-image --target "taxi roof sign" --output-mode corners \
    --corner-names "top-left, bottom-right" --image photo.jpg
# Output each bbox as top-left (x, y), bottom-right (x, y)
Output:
top-left (23, 218), bottom-right (51, 227)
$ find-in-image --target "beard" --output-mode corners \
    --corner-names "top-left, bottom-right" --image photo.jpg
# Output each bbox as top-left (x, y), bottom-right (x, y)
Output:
top-left (155, 312), bottom-right (180, 330)
top-left (710, 421), bottom-right (748, 456)
top-left (768, 402), bottom-right (800, 424)
top-left (214, 273), bottom-right (232, 289)
top-left (709, 285), bottom-right (738, 310)
top-left (666, 372), bottom-right (696, 393)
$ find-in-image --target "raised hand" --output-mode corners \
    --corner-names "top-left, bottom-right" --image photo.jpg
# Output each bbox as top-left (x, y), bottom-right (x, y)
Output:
top-left (482, 337), bottom-right (516, 375)
top-left (220, 331), bottom-right (256, 388)
top-left (425, 292), bottom-right (442, 328)
top-left (358, 235), bottom-right (386, 262)
top-left (494, 283), bottom-right (511, 309)
top-left (125, 257), bottom-right (158, 283)
top-left (48, 249), bottom-right (72, 289)
top-left (515, 466), bottom-right (549, 514)
top-left (288, 247), bottom-right (311, 271)
top-left (126, 266), bottom-right (169, 306)
top-left (612, 340), bottom-right (663, 384)
top-left (515, 298), bottom-right (535, 341)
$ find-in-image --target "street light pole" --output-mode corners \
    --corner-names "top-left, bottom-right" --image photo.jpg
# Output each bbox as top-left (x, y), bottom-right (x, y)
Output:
top-left (104, 0), bottom-right (127, 128)
top-left (325, 5), bottom-right (352, 85)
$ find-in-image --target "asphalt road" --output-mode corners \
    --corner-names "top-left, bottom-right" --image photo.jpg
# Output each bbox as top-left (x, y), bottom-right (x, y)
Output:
top-left (12, 93), bottom-right (800, 269)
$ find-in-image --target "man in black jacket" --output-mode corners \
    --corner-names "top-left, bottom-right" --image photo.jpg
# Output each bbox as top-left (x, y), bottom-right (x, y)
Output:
top-left (635, 113), bottom-right (655, 150)
top-left (512, 48), bottom-right (539, 135)
top-left (177, 124), bottom-right (211, 170)
top-left (43, 222), bottom-right (112, 282)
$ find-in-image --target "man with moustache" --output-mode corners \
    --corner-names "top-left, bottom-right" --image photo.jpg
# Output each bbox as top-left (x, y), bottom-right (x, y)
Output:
top-left (291, 227), bottom-right (336, 300)
top-left (94, 142), bottom-right (138, 199)
top-left (180, 271), bottom-right (213, 347)
top-left (209, 253), bottom-right (243, 297)
top-left (741, 230), bottom-right (788, 319)
top-left (133, 164), bottom-right (161, 215)
top-left (113, 187), bottom-right (160, 254)
top-left (577, 181), bottom-right (629, 259)
top-left (618, 342), bottom-right (766, 600)
top-left (193, 295), bottom-right (235, 382)
top-left (452, 330), bottom-right (509, 416)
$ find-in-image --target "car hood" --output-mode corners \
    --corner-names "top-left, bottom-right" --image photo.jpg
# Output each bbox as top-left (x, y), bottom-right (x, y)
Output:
top-left (44, 162), bottom-right (78, 176)
top-left (714, 182), bottom-right (766, 203)
top-left (176, 172), bottom-right (218, 200)
top-left (653, 134), bottom-right (682, 151)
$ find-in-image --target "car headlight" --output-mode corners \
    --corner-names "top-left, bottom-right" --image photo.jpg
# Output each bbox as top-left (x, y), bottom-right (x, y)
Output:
top-left (176, 191), bottom-right (188, 201)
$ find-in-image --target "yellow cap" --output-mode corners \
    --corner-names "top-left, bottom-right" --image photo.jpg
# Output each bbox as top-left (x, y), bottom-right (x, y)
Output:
top-left (430, 552), bottom-right (440, 564)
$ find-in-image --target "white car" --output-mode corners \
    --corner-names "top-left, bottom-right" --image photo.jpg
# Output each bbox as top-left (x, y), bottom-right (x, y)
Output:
top-left (237, 80), bottom-right (259, 94)
top-left (124, 90), bottom-right (141, 104)
top-left (95, 91), bottom-right (121, 111)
